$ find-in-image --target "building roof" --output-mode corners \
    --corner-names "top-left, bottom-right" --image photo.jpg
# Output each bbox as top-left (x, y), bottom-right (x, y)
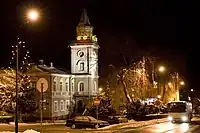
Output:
top-left (79, 8), bottom-right (91, 26)
top-left (36, 65), bottom-right (69, 74)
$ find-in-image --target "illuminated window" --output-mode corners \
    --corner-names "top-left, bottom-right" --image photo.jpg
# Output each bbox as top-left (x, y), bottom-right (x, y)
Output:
top-left (80, 62), bottom-right (84, 71)
top-left (31, 82), bottom-right (36, 89)
top-left (79, 82), bottom-right (84, 92)
top-left (71, 83), bottom-right (74, 92)
top-left (53, 77), bottom-right (57, 91)
top-left (66, 82), bottom-right (69, 91)
top-left (54, 101), bottom-right (58, 112)
top-left (53, 82), bottom-right (56, 91)
top-left (60, 82), bottom-right (62, 91)
top-left (65, 100), bottom-right (70, 110)
top-left (60, 100), bottom-right (64, 111)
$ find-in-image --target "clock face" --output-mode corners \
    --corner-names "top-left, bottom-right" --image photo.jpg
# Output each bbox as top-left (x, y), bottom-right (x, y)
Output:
top-left (77, 50), bottom-right (84, 57)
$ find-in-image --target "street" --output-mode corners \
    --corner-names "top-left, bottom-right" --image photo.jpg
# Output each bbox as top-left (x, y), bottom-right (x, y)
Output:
top-left (1, 117), bottom-right (200, 133)
top-left (119, 121), bottom-right (200, 133)
top-left (111, 116), bottom-right (200, 133)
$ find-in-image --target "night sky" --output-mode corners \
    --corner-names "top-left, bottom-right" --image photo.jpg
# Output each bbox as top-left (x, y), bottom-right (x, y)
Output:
top-left (0, 1), bottom-right (199, 90)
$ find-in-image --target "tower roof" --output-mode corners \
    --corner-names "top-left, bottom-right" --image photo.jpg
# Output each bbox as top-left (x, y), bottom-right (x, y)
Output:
top-left (79, 8), bottom-right (91, 25)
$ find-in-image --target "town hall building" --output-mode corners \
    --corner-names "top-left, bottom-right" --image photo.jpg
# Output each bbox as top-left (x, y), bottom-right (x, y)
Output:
top-left (26, 9), bottom-right (99, 120)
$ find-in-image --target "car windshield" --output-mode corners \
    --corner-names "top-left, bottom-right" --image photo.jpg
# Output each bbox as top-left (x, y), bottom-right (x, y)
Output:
top-left (169, 102), bottom-right (186, 113)
top-left (87, 116), bottom-right (97, 121)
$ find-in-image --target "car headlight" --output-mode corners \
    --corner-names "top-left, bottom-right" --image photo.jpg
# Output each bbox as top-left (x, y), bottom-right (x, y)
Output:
top-left (168, 116), bottom-right (173, 121)
top-left (182, 116), bottom-right (188, 121)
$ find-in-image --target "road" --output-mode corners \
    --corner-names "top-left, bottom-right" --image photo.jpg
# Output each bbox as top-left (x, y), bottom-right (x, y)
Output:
top-left (113, 117), bottom-right (200, 133)
top-left (1, 117), bottom-right (200, 133)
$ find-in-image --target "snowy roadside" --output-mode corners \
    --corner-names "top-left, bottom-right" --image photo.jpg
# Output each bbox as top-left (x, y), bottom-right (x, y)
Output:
top-left (0, 129), bottom-right (40, 133)
top-left (99, 118), bottom-right (168, 130)
top-left (8, 122), bottom-right (65, 126)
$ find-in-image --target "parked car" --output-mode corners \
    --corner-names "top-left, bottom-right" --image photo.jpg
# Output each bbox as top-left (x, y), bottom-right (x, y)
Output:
top-left (66, 115), bottom-right (109, 129)
top-left (108, 115), bottom-right (128, 124)
top-left (0, 111), bottom-right (14, 123)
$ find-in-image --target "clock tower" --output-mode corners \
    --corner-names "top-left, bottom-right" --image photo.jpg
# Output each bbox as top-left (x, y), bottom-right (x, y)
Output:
top-left (70, 9), bottom-right (99, 113)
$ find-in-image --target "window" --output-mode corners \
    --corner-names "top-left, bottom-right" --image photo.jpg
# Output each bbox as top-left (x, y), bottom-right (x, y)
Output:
top-left (53, 81), bottom-right (56, 91)
top-left (71, 83), bottom-right (74, 92)
top-left (54, 101), bottom-right (58, 112)
top-left (66, 82), bottom-right (69, 91)
top-left (60, 82), bottom-right (62, 91)
top-left (60, 100), bottom-right (64, 111)
top-left (65, 100), bottom-right (70, 110)
top-left (79, 82), bottom-right (84, 92)
top-left (32, 82), bottom-right (36, 89)
top-left (80, 62), bottom-right (84, 71)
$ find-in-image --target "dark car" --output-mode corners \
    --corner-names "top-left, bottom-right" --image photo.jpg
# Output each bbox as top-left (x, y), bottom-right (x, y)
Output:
top-left (0, 111), bottom-right (14, 123)
top-left (66, 116), bottom-right (109, 129)
top-left (108, 115), bottom-right (128, 124)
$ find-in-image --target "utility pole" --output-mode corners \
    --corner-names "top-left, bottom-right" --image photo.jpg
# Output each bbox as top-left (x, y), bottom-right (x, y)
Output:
top-left (40, 83), bottom-right (44, 125)
top-left (15, 37), bottom-right (19, 133)
top-left (175, 72), bottom-right (180, 101)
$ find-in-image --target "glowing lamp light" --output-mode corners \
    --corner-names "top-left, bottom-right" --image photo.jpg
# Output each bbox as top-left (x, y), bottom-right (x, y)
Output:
top-left (83, 36), bottom-right (87, 40)
top-left (168, 82), bottom-right (172, 86)
top-left (27, 9), bottom-right (39, 21)
top-left (99, 88), bottom-right (102, 92)
top-left (158, 66), bottom-right (165, 73)
top-left (180, 81), bottom-right (185, 86)
top-left (168, 116), bottom-right (173, 121)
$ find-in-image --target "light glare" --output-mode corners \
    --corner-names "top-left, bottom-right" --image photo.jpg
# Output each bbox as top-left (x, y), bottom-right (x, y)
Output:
top-left (158, 66), bottom-right (165, 73)
top-left (27, 9), bottom-right (39, 21)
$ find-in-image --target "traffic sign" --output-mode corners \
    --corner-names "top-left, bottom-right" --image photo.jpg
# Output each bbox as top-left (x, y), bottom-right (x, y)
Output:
top-left (94, 99), bottom-right (100, 105)
top-left (36, 78), bottom-right (48, 92)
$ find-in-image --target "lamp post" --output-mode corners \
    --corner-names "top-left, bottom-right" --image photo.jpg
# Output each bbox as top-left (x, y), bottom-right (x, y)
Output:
top-left (188, 89), bottom-right (194, 101)
top-left (15, 9), bottom-right (39, 133)
top-left (157, 66), bottom-right (166, 98)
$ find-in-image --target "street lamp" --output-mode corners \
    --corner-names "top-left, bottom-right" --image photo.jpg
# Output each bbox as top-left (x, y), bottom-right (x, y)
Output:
top-left (26, 9), bottom-right (40, 22)
top-left (188, 89), bottom-right (194, 101)
top-left (158, 66), bottom-right (165, 73)
top-left (15, 9), bottom-right (39, 133)
top-left (180, 81), bottom-right (185, 86)
top-left (99, 88), bottom-right (102, 92)
top-left (168, 82), bottom-right (172, 86)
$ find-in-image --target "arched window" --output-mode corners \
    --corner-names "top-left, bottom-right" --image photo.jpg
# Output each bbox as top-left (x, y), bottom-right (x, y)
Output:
top-left (78, 82), bottom-right (84, 92)
top-left (54, 101), bottom-right (58, 112)
top-left (60, 100), bottom-right (64, 111)
top-left (80, 62), bottom-right (84, 71)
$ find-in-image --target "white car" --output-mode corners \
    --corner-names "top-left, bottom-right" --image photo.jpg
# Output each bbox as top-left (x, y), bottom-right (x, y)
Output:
top-left (168, 101), bottom-right (192, 123)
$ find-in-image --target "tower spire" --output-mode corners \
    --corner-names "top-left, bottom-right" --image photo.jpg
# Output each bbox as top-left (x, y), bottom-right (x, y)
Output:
top-left (79, 8), bottom-right (90, 25)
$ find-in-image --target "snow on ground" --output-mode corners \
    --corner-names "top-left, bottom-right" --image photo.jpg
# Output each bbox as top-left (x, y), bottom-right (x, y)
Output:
top-left (99, 118), bottom-right (168, 130)
top-left (0, 129), bottom-right (40, 133)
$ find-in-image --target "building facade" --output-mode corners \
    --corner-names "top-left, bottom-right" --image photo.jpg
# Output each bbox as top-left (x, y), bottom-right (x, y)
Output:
top-left (0, 9), bottom-right (99, 120)
top-left (28, 9), bottom-right (99, 120)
